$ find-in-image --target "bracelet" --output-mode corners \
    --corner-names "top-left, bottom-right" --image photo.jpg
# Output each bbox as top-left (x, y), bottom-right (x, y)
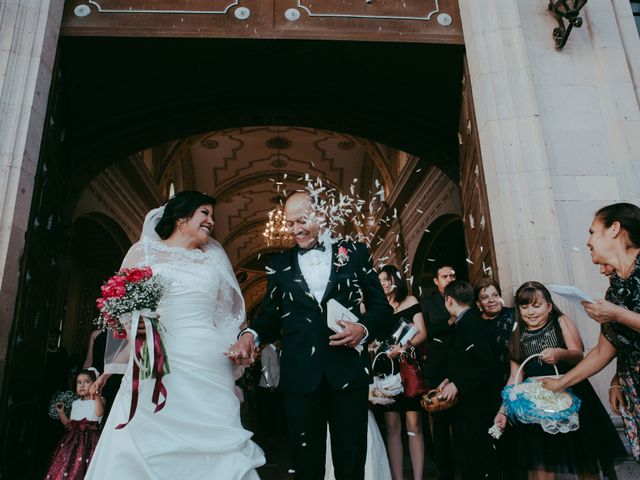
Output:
top-left (497, 412), bottom-right (507, 417)
top-left (609, 385), bottom-right (622, 390)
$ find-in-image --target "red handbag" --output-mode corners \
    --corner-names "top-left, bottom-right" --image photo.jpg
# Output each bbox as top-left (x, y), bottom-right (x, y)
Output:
top-left (398, 349), bottom-right (428, 398)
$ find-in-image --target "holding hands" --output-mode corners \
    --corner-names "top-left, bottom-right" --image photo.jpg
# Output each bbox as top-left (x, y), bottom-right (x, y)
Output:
top-left (225, 333), bottom-right (259, 366)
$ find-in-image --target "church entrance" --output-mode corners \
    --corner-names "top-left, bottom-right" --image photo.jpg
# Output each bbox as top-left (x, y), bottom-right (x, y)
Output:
top-left (1, 3), bottom-right (499, 477)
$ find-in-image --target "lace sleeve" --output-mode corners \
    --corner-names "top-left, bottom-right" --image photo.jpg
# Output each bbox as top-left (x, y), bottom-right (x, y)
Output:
top-left (103, 242), bottom-right (147, 374)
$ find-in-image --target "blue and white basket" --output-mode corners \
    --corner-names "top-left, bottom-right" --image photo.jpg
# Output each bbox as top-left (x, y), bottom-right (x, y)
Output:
top-left (502, 353), bottom-right (581, 434)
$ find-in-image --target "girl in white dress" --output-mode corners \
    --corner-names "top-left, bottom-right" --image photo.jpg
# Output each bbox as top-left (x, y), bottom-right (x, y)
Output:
top-left (45, 368), bottom-right (105, 479)
top-left (86, 192), bottom-right (264, 480)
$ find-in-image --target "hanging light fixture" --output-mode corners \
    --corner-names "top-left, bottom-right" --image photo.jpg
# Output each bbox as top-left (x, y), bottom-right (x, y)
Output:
top-left (262, 127), bottom-right (293, 248)
top-left (548, 0), bottom-right (588, 49)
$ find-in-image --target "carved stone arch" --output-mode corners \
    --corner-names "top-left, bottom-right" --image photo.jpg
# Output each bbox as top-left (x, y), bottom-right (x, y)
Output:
top-left (352, 138), bottom-right (395, 191)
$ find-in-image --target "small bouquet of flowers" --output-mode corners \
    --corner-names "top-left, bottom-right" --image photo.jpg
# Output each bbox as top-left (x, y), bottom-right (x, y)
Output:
top-left (48, 390), bottom-right (77, 420)
top-left (95, 267), bottom-right (169, 428)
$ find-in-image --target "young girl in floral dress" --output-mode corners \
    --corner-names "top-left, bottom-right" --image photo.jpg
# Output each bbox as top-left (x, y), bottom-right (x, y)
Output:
top-left (45, 368), bottom-right (104, 479)
top-left (495, 282), bottom-right (625, 479)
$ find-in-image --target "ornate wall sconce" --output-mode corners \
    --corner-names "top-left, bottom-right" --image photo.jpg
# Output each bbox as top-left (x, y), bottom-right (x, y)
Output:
top-left (548, 0), bottom-right (588, 49)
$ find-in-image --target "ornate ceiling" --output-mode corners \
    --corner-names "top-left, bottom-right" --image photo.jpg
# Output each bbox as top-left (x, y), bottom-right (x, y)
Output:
top-left (152, 126), bottom-right (405, 311)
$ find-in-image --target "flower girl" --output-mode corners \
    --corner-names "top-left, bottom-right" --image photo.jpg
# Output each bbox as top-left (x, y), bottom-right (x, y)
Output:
top-left (45, 368), bottom-right (105, 480)
top-left (495, 281), bottom-right (624, 479)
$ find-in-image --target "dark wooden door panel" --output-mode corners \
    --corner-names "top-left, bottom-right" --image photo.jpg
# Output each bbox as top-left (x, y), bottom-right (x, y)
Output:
top-left (61, 0), bottom-right (463, 43)
top-left (459, 57), bottom-right (499, 285)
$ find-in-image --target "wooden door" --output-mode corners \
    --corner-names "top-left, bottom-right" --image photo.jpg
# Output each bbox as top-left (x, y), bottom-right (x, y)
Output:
top-left (458, 57), bottom-right (499, 285)
top-left (0, 51), bottom-right (72, 478)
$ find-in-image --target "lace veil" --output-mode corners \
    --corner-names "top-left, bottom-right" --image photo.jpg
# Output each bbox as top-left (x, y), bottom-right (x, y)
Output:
top-left (104, 206), bottom-right (246, 374)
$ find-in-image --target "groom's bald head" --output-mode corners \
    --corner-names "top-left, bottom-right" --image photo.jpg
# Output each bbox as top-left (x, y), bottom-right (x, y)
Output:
top-left (285, 192), bottom-right (321, 249)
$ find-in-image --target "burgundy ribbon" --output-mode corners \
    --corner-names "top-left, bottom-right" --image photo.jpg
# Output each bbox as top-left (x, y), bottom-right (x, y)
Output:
top-left (115, 320), bottom-right (168, 429)
top-left (151, 325), bottom-right (167, 412)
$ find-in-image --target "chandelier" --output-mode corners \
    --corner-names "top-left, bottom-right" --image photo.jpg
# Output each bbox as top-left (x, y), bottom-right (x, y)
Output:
top-left (263, 127), bottom-right (293, 248)
top-left (263, 205), bottom-right (290, 247)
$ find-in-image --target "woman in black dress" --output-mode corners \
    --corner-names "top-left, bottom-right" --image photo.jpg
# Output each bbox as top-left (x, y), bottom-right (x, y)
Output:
top-left (375, 265), bottom-right (427, 480)
top-left (544, 202), bottom-right (640, 462)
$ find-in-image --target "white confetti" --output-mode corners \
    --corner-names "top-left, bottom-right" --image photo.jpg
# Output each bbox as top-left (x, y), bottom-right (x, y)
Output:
top-left (283, 266), bottom-right (292, 271)
top-left (311, 346), bottom-right (316, 356)
top-left (571, 246), bottom-right (581, 252)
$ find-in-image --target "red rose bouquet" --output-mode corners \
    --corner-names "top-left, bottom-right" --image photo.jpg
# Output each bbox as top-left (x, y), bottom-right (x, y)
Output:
top-left (95, 267), bottom-right (169, 428)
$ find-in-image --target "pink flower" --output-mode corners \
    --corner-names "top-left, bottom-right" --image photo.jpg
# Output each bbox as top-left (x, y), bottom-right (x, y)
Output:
top-left (335, 245), bottom-right (349, 268)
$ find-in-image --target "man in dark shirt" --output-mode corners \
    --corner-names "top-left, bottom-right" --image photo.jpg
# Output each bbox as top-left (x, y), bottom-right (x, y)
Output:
top-left (421, 264), bottom-right (456, 480)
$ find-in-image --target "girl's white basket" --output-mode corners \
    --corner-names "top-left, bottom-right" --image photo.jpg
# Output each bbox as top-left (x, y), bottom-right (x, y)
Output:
top-left (502, 353), bottom-right (581, 434)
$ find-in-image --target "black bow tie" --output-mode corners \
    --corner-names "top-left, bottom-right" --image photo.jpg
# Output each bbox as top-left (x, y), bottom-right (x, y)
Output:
top-left (298, 242), bottom-right (326, 255)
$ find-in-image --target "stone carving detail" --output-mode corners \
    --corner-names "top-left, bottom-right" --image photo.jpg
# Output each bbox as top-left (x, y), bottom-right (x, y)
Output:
top-left (295, 0), bottom-right (440, 21)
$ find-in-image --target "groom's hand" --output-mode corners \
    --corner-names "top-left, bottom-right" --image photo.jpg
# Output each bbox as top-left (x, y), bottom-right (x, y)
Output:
top-left (329, 321), bottom-right (366, 348)
top-left (225, 333), bottom-right (258, 366)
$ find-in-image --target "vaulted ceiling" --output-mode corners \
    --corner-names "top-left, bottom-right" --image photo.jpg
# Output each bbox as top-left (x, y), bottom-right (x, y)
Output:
top-left (151, 126), bottom-right (407, 311)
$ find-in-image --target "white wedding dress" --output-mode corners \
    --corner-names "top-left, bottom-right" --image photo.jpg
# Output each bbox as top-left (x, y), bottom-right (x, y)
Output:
top-left (86, 237), bottom-right (264, 479)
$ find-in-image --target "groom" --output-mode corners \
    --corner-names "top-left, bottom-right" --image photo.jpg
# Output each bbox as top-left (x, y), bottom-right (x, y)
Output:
top-left (229, 192), bottom-right (393, 480)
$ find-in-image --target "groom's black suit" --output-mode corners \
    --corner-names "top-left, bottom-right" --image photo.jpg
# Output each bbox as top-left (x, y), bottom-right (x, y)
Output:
top-left (251, 241), bottom-right (393, 480)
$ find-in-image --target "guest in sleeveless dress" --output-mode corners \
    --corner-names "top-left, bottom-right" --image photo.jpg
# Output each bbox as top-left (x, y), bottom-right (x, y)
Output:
top-left (45, 368), bottom-right (104, 480)
top-left (544, 203), bottom-right (640, 462)
top-left (373, 265), bottom-right (427, 480)
top-left (498, 282), bottom-right (625, 478)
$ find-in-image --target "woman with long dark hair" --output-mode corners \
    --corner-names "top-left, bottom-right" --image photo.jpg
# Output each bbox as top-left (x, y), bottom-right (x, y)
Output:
top-left (375, 265), bottom-right (427, 480)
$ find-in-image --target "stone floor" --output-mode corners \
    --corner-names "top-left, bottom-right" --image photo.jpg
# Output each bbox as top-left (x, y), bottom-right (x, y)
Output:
top-left (253, 416), bottom-right (640, 480)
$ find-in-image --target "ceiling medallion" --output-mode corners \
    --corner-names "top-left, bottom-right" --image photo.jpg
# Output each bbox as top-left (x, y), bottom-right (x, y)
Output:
top-left (338, 140), bottom-right (355, 150)
top-left (201, 138), bottom-right (219, 149)
top-left (271, 159), bottom-right (287, 168)
top-left (266, 136), bottom-right (292, 150)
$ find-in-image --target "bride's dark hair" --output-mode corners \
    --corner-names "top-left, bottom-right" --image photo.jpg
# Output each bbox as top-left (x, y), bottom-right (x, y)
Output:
top-left (155, 191), bottom-right (217, 240)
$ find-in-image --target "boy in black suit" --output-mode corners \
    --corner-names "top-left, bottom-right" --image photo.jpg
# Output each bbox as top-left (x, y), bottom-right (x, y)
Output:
top-left (438, 280), bottom-right (501, 480)
top-left (229, 192), bottom-right (393, 480)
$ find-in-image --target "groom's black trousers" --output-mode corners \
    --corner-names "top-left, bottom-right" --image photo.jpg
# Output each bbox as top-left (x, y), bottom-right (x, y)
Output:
top-left (283, 376), bottom-right (368, 480)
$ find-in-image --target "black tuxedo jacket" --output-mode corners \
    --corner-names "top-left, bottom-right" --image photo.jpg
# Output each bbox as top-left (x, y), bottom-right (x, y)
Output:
top-left (251, 241), bottom-right (393, 394)
top-left (447, 309), bottom-right (502, 416)
top-left (421, 293), bottom-right (456, 382)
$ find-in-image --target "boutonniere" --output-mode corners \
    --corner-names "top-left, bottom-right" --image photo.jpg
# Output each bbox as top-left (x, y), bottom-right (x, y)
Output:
top-left (334, 245), bottom-right (349, 270)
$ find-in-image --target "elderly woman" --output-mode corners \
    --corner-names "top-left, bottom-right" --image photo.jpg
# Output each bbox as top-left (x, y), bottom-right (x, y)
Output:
top-left (474, 277), bottom-right (515, 383)
top-left (544, 202), bottom-right (640, 462)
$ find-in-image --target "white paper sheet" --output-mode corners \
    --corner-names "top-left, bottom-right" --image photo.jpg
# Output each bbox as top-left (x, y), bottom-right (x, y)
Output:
top-left (327, 299), bottom-right (363, 353)
top-left (547, 284), bottom-right (595, 308)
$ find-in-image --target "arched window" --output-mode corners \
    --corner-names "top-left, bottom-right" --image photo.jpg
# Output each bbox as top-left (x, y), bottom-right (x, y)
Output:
top-left (168, 181), bottom-right (176, 199)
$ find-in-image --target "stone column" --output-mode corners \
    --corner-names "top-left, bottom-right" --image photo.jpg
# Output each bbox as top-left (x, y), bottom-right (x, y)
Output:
top-left (459, 0), bottom-right (640, 398)
top-left (0, 0), bottom-right (64, 386)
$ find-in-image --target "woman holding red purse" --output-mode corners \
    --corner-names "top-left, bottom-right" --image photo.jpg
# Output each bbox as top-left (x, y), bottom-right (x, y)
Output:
top-left (375, 265), bottom-right (427, 480)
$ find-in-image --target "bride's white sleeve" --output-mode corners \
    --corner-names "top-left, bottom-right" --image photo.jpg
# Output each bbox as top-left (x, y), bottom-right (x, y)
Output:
top-left (103, 242), bottom-right (146, 375)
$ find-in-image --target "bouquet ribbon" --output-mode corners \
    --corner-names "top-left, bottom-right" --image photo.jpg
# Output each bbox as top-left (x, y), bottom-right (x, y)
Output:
top-left (116, 308), bottom-right (168, 429)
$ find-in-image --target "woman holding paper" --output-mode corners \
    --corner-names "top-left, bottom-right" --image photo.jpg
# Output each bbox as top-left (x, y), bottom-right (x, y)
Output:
top-left (543, 202), bottom-right (640, 462)
top-left (376, 265), bottom-right (427, 480)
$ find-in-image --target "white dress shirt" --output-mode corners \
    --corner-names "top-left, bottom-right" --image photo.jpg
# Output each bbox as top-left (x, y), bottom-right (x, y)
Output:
top-left (298, 234), bottom-right (333, 303)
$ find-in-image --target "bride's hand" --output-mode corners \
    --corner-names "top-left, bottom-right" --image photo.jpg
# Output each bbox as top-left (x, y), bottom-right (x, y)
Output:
top-left (225, 333), bottom-right (258, 366)
top-left (90, 373), bottom-right (111, 396)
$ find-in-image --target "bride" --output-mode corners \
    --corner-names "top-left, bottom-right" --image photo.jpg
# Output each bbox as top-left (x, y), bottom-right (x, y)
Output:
top-left (86, 191), bottom-right (264, 479)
